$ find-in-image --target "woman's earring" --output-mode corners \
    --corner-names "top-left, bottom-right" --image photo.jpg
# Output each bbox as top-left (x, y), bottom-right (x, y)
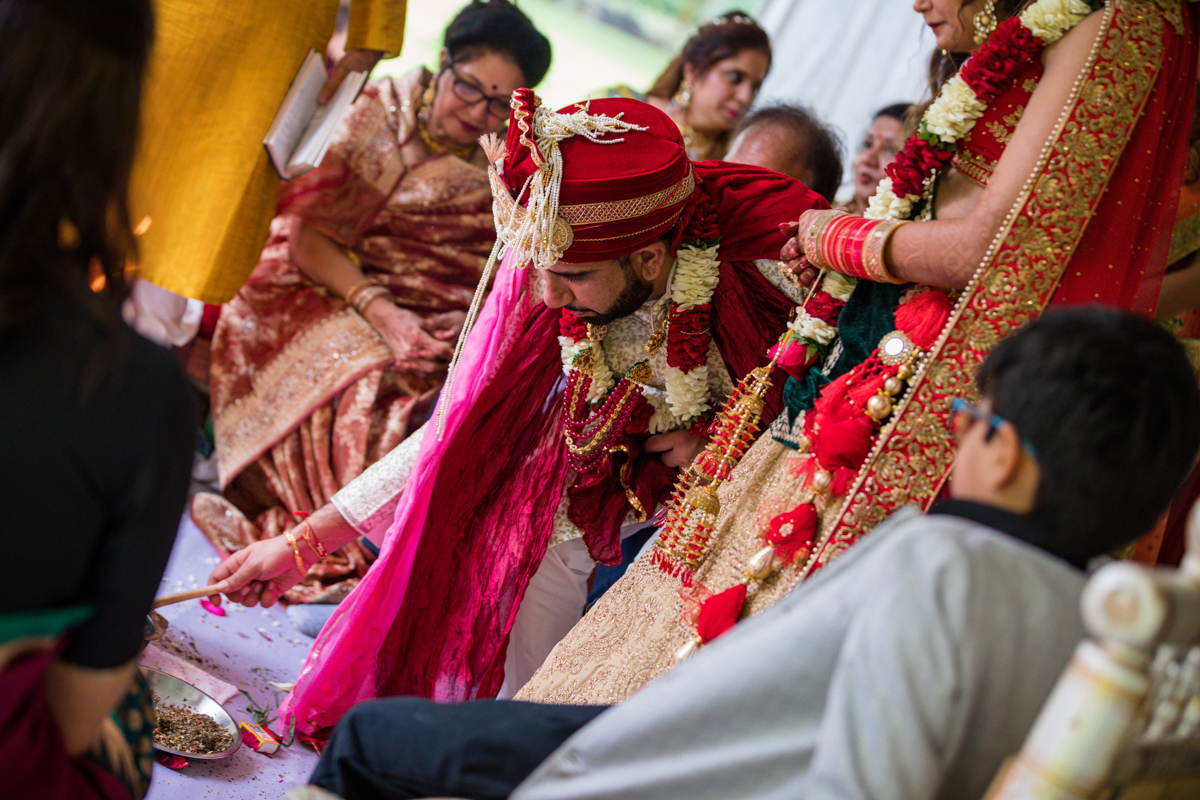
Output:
top-left (672, 81), bottom-right (692, 111)
top-left (973, 0), bottom-right (998, 45)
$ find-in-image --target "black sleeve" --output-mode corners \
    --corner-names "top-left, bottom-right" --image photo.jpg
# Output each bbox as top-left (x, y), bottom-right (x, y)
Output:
top-left (61, 333), bottom-right (196, 669)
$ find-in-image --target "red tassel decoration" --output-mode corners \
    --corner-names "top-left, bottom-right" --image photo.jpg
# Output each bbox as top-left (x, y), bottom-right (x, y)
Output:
top-left (763, 504), bottom-right (818, 564)
top-left (696, 583), bottom-right (748, 643)
top-left (893, 290), bottom-right (955, 349)
top-left (812, 415), bottom-right (875, 470)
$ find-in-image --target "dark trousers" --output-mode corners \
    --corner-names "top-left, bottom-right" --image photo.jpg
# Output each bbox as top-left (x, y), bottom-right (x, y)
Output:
top-left (310, 698), bottom-right (609, 800)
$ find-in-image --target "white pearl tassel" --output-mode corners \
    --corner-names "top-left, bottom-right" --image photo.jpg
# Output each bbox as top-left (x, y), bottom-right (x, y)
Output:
top-left (504, 103), bottom-right (647, 270)
top-left (437, 241), bottom-right (501, 440)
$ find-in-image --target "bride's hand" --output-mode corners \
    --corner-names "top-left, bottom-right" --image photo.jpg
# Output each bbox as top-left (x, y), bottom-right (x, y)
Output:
top-left (779, 213), bottom-right (822, 288)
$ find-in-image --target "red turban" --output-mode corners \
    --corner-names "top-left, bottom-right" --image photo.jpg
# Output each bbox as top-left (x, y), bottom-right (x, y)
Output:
top-left (489, 88), bottom-right (826, 266)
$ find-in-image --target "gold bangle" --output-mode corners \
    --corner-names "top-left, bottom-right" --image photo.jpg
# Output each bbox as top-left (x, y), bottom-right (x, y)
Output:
top-left (353, 284), bottom-right (393, 316)
top-left (863, 219), bottom-right (910, 284)
top-left (342, 247), bottom-right (363, 270)
top-left (803, 210), bottom-right (848, 271)
top-left (343, 278), bottom-right (377, 305)
top-left (284, 531), bottom-right (307, 575)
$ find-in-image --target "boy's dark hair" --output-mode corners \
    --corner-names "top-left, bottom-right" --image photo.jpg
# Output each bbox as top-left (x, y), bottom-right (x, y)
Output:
top-left (733, 104), bottom-right (844, 203)
top-left (0, 0), bottom-right (153, 342)
top-left (976, 306), bottom-right (1200, 564)
top-left (445, 0), bottom-right (552, 87)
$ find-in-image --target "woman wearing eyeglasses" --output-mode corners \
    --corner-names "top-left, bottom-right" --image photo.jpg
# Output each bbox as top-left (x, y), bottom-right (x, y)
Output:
top-left (191, 0), bottom-right (551, 604)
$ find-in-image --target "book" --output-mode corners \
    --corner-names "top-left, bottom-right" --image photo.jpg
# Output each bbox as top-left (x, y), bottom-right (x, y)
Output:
top-left (262, 49), bottom-right (368, 180)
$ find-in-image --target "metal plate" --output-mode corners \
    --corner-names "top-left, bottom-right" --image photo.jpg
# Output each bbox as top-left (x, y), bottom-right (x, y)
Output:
top-left (144, 667), bottom-right (241, 760)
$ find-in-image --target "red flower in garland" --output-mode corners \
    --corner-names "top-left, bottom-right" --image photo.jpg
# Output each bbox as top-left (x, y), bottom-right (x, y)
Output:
top-left (887, 138), bottom-right (934, 197)
top-left (961, 20), bottom-right (1042, 100)
top-left (805, 290), bottom-right (845, 327)
top-left (560, 310), bottom-right (588, 340)
top-left (666, 303), bottom-right (712, 372)
top-left (908, 137), bottom-right (955, 174)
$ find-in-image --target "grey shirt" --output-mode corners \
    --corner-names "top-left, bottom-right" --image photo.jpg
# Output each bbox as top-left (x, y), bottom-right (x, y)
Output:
top-left (512, 505), bottom-right (1087, 800)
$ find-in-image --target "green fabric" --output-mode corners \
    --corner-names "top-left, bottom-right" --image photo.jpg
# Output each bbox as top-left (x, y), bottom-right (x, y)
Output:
top-left (781, 281), bottom-right (908, 419)
top-left (0, 606), bottom-right (93, 645)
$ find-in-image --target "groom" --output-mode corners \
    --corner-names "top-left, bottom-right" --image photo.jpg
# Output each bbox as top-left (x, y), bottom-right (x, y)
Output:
top-left (298, 306), bottom-right (1200, 800)
top-left (210, 90), bottom-right (829, 723)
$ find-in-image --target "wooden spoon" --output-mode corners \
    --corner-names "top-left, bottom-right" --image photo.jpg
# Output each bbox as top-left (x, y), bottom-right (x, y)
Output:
top-left (152, 584), bottom-right (225, 609)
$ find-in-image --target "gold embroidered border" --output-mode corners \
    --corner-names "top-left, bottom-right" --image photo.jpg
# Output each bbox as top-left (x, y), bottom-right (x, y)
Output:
top-left (824, 0), bottom-right (1166, 555)
top-left (1169, 203), bottom-right (1200, 265)
top-left (561, 168), bottom-right (695, 227)
top-left (952, 148), bottom-right (996, 187)
top-left (214, 308), bottom-right (394, 487)
top-left (491, 168), bottom-right (695, 243)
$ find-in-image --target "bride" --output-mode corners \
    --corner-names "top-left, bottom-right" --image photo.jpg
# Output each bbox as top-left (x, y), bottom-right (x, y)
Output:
top-left (517, 0), bottom-right (1198, 705)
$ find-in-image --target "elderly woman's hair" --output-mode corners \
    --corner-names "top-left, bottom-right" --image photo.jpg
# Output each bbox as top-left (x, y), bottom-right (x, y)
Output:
top-left (0, 0), bottom-right (153, 341)
top-left (733, 104), bottom-right (844, 203)
top-left (445, 0), bottom-right (552, 87)
top-left (647, 11), bottom-right (771, 100)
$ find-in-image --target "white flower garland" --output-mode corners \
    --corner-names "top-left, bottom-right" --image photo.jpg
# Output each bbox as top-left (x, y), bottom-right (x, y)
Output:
top-left (866, 0), bottom-right (1095, 222)
top-left (560, 240), bottom-right (721, 429)
top-left (788, 314), bottom-right (837, 346)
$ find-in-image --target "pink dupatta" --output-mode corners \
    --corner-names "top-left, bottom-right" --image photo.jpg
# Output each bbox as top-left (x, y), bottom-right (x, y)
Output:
top-left (279, 250), bottom-right (565, 731)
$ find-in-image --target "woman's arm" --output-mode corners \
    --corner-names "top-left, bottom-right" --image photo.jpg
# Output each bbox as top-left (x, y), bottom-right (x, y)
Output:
top-left (884, 10), bottom-right (1108, 288)
top-left (1158, 250), bottom-right (1200, 320)
top-left (43, 660), bottom-right (138, 756)
top-left (289, 220), bottom-right (454, 371)
top-left (290, 217), bottom-right (373, 299)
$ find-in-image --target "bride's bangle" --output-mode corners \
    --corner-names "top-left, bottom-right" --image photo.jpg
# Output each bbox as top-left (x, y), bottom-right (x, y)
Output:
top-left (805, 213), bottom-right (909, 284)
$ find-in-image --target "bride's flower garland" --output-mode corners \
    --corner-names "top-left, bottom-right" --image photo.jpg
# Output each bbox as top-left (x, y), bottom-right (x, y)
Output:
top-left (663, 0), bottom-right (1102, 658)
top-left (559, 238), bottom-right (721, 436)
top-left (868, 0), bottom-right (1102, 221)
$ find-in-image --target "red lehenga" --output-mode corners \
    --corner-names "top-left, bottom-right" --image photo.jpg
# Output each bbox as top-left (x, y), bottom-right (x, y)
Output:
top-left (194, 70), bottom-right (494, 602)
top-left (515, 0), bottom-right (1200, 705)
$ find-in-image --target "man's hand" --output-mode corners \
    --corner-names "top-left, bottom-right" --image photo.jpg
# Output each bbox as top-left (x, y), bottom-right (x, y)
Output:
top-left (643, 431), bottom-right (709, 470)
top-left (207, 535), bottom-right (308, 609)
top-left (319, 48), bottom-right (384, 104)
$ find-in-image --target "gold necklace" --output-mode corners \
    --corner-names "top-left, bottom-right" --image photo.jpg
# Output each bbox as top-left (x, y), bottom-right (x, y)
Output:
top-left (416, 94), bottom-right (475, 161)
top-left (669, 104), bottom-right (716, 161)
top-left (644, 310), bottom-right (669, 355)
top-left (677, 122), bottom-right (715, 160)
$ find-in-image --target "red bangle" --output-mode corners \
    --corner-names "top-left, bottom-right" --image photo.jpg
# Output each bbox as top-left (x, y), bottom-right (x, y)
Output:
top-left (806, 212), bottom-right (909, 284)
